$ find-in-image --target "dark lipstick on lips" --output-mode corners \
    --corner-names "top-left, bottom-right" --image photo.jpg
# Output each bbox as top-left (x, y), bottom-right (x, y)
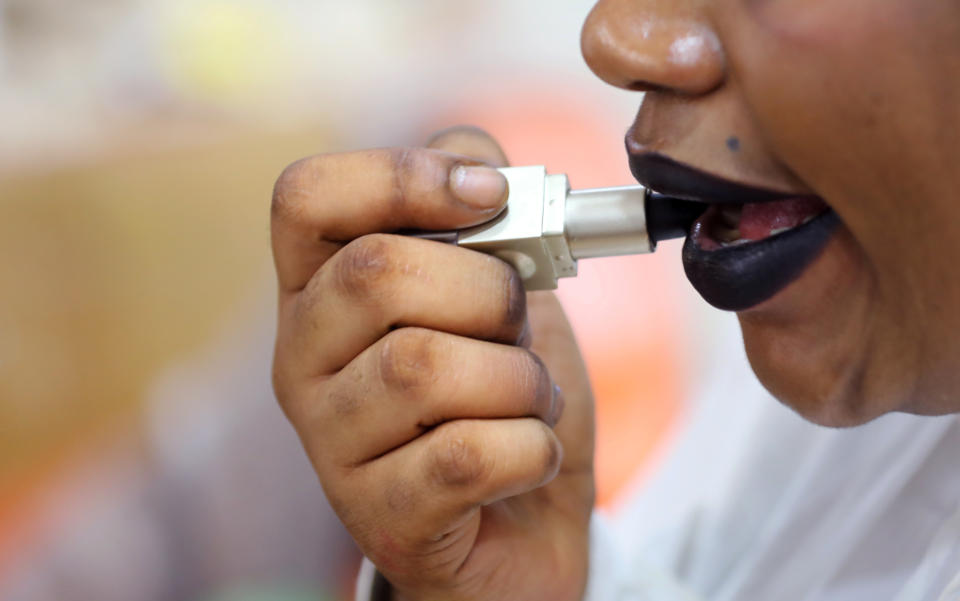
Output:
top-left (630, 152), bottom-right (840, 311)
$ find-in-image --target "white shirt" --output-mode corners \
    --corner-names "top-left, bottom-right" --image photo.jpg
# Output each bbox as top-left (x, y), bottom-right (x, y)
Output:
top-left (358, 319), bottom-right (960, 601)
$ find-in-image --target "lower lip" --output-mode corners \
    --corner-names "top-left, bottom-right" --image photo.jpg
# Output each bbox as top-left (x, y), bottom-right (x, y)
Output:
top-left (681, 207), bottom-right (841, 311)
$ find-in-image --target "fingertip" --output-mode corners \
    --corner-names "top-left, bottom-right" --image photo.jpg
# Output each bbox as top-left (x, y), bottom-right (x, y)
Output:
top-left (426, 125), bottom-right (510, 167)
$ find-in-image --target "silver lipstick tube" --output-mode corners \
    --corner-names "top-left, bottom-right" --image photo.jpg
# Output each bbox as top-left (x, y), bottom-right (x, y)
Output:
top-left (416, 166), bottom-right (682, 290)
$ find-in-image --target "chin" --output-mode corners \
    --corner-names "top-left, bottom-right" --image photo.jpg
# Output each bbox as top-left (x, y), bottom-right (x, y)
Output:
top-left (737, 308), bottom-right (905, 429)
top-left (741, 335), bottom-right (869, 428)
top-left (734, 230), bottom-right (897, 427)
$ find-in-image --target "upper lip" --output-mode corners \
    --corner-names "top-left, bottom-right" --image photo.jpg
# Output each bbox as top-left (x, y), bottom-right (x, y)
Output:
top-left (628, 148), bottom-right (820, 205)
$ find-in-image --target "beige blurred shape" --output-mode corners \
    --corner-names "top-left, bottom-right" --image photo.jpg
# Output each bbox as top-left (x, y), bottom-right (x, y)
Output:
top-left (0, 126), bottom-right (334, 507)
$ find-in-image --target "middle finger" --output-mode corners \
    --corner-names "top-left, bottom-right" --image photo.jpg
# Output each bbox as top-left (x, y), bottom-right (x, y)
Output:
top-left (305, 328), bottom-right (560, 467)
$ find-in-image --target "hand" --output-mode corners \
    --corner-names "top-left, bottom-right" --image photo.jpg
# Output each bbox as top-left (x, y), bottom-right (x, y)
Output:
top-left (270, 126), bottom-right (596, 601)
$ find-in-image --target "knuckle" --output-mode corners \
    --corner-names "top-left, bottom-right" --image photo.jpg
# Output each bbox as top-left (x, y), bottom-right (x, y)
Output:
top-left (430, 424), bottom-right (488, 488)
top-left (271, 358), bottom-right (291, 407)
top-left (388, 147), bottom-right (448, 213)
top-left (270, 334), bottom-right (308, 413)
top-left (334, 234), bottom-right (398, 300)
top-left (271, 157), bottom-right (315, 222)
top-left (388, 147), bottom-right (417, 211)
top-left (378, 328), bottom-right (438, 395)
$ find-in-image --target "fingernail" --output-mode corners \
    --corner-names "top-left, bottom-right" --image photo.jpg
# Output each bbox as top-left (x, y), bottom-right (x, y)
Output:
top-left (450, 165), bottom-right (508, 210)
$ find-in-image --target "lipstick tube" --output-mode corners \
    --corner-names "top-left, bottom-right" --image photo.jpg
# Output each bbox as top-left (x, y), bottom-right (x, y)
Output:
top-left (414, 166), bottom-right (702, 290)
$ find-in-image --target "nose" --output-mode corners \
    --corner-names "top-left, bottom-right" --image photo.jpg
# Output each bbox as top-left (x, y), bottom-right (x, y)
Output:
top-left (581, 0), bottom-right (726, 96)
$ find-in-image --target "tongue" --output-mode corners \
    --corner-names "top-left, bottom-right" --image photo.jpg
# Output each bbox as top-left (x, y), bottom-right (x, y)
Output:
top-left (739, 197), bottom-right (828, 241)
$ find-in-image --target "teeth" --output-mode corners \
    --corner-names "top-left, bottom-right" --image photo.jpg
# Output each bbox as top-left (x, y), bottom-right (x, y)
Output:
top-left (719, 205), bottom-right (743, 228)
top-left (714, 226), bottom-right (741, 242)
top-left (770, 227), bottom-right (792, 236)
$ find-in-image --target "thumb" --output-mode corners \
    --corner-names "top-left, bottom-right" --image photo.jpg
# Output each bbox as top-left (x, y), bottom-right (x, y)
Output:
top-left (426, 125), bottom-right (511, 167)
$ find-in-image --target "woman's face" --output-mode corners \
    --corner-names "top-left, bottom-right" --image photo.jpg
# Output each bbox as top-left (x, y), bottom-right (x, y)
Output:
top-left (581, 0), bottom-right (960, 426)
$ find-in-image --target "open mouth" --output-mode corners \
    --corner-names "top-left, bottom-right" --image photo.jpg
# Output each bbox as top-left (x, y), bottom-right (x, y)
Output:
top-left (631, 151), bottom-right (841, 311)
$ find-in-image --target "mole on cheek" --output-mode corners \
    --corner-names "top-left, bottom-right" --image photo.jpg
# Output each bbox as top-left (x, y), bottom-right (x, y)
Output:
top-left (726, 136), bottom-right (741, 152)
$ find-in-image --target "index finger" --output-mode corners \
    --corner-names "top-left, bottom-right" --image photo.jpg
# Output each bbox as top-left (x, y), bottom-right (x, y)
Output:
top-left (271, 148), bottom-right (508, 293)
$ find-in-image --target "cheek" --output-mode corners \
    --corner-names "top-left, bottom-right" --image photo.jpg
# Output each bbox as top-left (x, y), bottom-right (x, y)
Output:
top-left (723, 0), bottom-right (958, 220)
top-left (713, 0), bottom-right (960, 417)
top-left (742, 0), bottom-right (879, 39)
top-left (719, 0), bottom-right (942, 216)
top-left (722, 0), bottom-right (960, 333)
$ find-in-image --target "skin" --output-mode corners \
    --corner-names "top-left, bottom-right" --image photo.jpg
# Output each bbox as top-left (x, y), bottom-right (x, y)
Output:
top-left (585, 0), bottom-right (960, 425)
top-left (271, 1), bottom-right (960, 599)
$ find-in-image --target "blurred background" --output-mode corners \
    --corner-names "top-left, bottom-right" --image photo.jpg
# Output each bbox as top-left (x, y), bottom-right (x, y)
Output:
top-left (0, 1), bottom-right (729, 599)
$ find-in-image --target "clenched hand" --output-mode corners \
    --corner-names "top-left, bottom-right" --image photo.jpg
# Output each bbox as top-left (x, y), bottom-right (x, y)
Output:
top-left (271, 127), bottom-right (596, 601)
